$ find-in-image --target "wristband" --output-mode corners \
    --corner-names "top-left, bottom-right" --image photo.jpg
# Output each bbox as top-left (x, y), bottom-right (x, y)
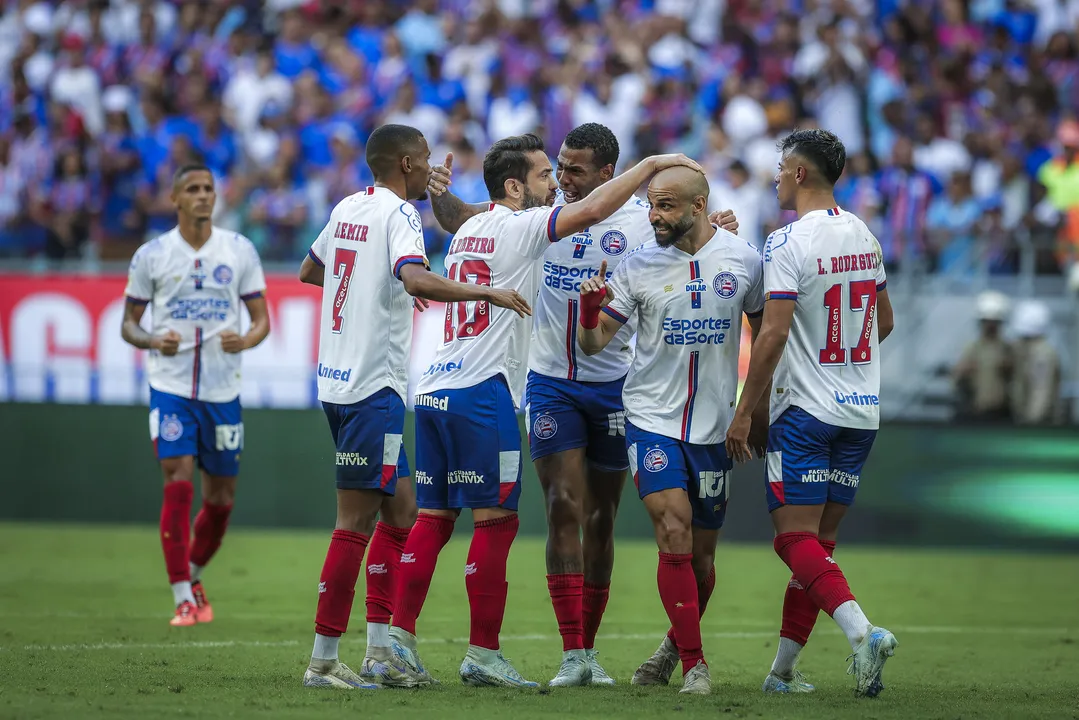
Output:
top-left (580, 289), bottom-right (604, 329)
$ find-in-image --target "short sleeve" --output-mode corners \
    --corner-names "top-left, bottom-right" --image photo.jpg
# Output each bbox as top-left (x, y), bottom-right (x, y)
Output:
top-left (389, 202), bottom-right (429, 279)
top-left (603, 256), bottom-right (637, 325)
top-left (742, 244), bottom-right (765, 317)
top-left (503, 206), bottom-right (562, 260)
top-left (237, 235), bottom-right (267, 300)
top-left (124, 244), bottom-right (154, 304)
top-left (308, 219), bottom-right (330, 268)
top-left (871, 233), bottom-right (888, 291)
top-left (762, 226), bottom-right (803, 301)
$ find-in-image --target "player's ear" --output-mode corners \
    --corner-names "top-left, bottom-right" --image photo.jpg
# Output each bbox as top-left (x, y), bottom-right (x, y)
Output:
top-left (692, 195), bottom-right (707, 216)
top-left (504, 178), bottom-right (520, 200)
top-left (401, 155), bottom-right (413, 174)
top-left (600, 164), bottom-right (615, 182)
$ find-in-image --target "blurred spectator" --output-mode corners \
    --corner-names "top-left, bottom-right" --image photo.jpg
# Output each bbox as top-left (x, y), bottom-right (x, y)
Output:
top-left (1010, 300), bottom-right (1063, 424)
top-left (43, 145), bottom-right (94, 259)
top-left (954, 290), bottom-right (1013, 422)
top-left (0, 0), bottom-right (1072, 273)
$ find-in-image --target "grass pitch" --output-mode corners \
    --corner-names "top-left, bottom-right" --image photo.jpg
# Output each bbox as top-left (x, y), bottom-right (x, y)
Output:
top-left (0, 523), bottom-right (1075, 719)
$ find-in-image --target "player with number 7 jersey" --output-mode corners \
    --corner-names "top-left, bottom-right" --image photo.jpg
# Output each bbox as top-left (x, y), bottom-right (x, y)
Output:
top-left (389, 133), bottom-right (704, 689)
top-left (296, 125), bottom-right (531, 692)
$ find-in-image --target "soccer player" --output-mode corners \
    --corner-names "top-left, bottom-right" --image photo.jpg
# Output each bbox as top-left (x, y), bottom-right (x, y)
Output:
top-left (387, 133), bottom-right (700, 688)
top-left (724, 129), bottom-right (898, 697)
top-left (425, 123), bottom-right (740, 686)
top-left (576, 166), bottom-right (768, 695)
top-left (296, 124), bottom-right (531, 689)
top-left (121, 163), bottom-right (270, 627)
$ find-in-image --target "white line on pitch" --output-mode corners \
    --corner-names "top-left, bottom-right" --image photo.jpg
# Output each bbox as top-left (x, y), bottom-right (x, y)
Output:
top-left (6, 625), bottom-right (1069, 652)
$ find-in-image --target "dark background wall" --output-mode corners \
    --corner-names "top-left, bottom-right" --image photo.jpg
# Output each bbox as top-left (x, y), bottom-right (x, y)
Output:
top-left (3, 403), bottom-right (1078, 550)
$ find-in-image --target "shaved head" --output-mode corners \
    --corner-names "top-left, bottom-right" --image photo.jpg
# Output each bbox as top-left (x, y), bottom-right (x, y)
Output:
top-left (647, 166), bottom-right (710, 248)
top-left (649, 166), bottom-right (709, 203)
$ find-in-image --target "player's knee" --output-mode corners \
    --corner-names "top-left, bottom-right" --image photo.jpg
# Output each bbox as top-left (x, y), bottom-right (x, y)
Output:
top-left (691, 554), bottom-right (715, 583)
top-left (653, 509), bottom-right (692, 553)
top-left (161, 459), bottom-right (193, 485)
top-left (382, 501), bottom-right (417, 529)
top-left (204, 477), bottom-right (236, 506)
top-left (546, 485), bottom-right (583, 530)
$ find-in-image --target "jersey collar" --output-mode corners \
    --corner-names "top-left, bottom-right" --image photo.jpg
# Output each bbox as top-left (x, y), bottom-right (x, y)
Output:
top-left (802, 205), bottom-right (844, 219)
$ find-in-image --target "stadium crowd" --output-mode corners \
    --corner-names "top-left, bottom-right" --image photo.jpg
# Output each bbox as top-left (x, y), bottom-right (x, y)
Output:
top-left (0, 0), bottom-right (1078, 274)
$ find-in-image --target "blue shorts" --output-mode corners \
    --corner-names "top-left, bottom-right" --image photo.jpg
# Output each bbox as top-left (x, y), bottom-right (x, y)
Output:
top-left (149, 388), bottom-right (243, 477)
top-left (322, 388), bottom-right (409, 493)
top-left (626, 421), bottom-right (731, 530)
top-left (765, 406), bottom-right (877, 512)
top-left (414, 376), bottom-right (522, 511)
top-left (525, 371), bottom-right (628, 471)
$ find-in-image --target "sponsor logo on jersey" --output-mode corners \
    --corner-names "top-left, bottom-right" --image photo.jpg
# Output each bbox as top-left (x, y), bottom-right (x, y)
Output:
top-left (832, 470), bottom-right (860, 488)
top-left (367, 563), bottom-right (388, 575)
top-left (414, 471), bottom-right (433, 485)
top-left (643, 447), bottom-right (668, 472)
top-left (684, 279), bottom-right (709, 294)
top-left (159, 414), bottom-right (184, 442)
top-left (336, 452), bottom-right (368, 466)
top-left (533, 414), bottom-right (558, 440)
top-left (800, 469), bottom-right (831, 483)
top-left (415, 393), bottom-right (449, 411)
top-left (213, 264), bottom-right (233, 285)
top-left (317, 362), bottom-right (352, 382)
top-left (423, 359), bottom-right (464, 376)
top-left (712, 271), bottom-right (738, 298)
top-left (166, 297), bottom-right (230, 321)
top-left (448, 470), bottom-right (484, 484)
top-left (570, 232), bottom-right (594, 247)
top-left (833, 390), bottom-right (880, 406)
top-left (601, 230), bottom-right (627, 255)
top-left (542, 261), bottom-right (611, 292)
top-left (663, 317), bottom-right (731, 345)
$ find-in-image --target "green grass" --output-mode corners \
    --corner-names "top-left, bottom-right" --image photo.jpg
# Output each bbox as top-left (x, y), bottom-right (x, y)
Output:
top-left (0, 523), bottom-right (1076, 719)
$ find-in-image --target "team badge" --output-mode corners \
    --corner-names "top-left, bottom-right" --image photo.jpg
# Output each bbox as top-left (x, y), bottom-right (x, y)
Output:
top-left (713, 271), bottom-right (738, 298)
top-left (404, 206), bottom-right (423, 233)
top-left (600, 230), bottom-right (627, 256)
top-left (534, 414), bottom-right (558, 440)
top-left (643, 447), bottom-right (668, 472)
top-left (213, 264), bottom-right (233, 285)
top-left (160, 414), bottom-right (184, 442)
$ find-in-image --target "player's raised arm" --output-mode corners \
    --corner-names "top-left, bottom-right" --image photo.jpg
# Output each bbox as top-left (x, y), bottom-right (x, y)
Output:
top-left (398, 263), bottom-right (531, 318)
top-left (427, 152), bottom-right (488, 234)
top-left (577, 259), bottom-right (629, 355)
top-left (553, 154), bottom-right (704, 239)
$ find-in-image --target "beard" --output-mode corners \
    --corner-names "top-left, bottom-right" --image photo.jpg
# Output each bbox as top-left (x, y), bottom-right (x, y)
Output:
top-left (521, 187), bottom-right (547, 210)
top-left (652, 213), bottom-right (695, 247)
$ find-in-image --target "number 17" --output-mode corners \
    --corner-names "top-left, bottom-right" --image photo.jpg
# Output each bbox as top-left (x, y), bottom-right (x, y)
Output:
top-left (820, 279), bottom-right (877, 366)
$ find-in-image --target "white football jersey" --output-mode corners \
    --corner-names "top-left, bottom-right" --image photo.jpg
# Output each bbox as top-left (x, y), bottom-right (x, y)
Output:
top-left (416, 203), bottom-right (565, 407)
top-left (529, 193), bottom-right (654, 382)
top-left (763, 206), bottom-right (888, 430)
top-left (124, 226), bottom-right (267, 403)
top-left (604, 228), bottom-right (765, 444)
top-left (309, 185), bottom-right (430, 406)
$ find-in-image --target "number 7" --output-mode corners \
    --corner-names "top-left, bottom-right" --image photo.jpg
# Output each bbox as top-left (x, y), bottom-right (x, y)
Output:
top-left (819, 280), bottom-right (878, 366)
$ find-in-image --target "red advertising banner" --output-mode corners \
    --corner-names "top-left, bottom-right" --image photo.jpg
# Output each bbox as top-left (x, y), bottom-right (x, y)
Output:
top-left (0, 272), bottom-right (751, 407)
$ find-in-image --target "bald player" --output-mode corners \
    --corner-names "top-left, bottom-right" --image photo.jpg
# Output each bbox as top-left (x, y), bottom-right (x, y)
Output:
top-left (577, 166), bottom-right (770, 695)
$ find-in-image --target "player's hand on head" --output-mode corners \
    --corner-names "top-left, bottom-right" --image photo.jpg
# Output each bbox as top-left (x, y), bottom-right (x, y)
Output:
top-left (710, 209), bottom-right (740, 236)
top-left (219, 330), bottom-right (245, 354)
top-left (725, 413), bottom-right (754, 464)
top-left (487, 288), bottom-right (532, 318)
top-left (155, 330), bottom-right (181, 356)
top-left (427, 152), bottom-right (453, 196)
top-left (650, 153), bottom-right (704, 175)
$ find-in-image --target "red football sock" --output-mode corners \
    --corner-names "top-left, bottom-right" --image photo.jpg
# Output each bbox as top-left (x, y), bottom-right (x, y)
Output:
top-left (582, 582), bottom-right (610, 649)
top-left (160, 481), bottom-right (193, 584)
top-left (466, 514), bottom-right (519, 650)
top-left (313, 529), bottom-right (369, 637)
top-left (668, 564), bottom-right (716, 643)
top-left (658, 552), bottom-right (704, 673)
top-left (547, 573), bottom-right (585, 651)
top-left (779, 539), bottom-right (836, 646)
top-left (365, 522), bottom-right (411, 624)
top-left (774, 533), bottom-right (853, 617)
top-left (392, 514), bottom-right (455, 636)
top-left (189, 500), bottom-right (233, 568)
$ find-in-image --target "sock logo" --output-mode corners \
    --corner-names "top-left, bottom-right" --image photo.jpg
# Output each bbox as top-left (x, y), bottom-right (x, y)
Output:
top-left (318, 581), bottom-right (327, 593)
top-left (464, 562), bottom-right (477, 576)
top-left (401, 553), bottom-right (416, 563)
top-left (367, 563), bottom-right (387, 575)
